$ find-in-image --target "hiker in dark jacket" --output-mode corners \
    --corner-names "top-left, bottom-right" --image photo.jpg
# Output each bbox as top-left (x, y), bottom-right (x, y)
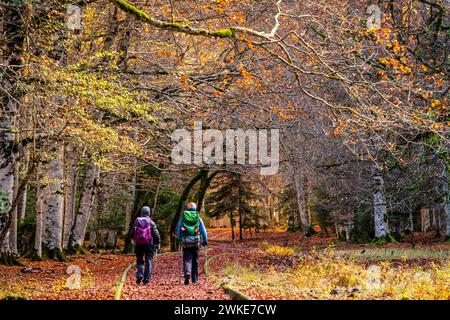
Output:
top-left (133, 206), bottom-right (160, 285)
top-left (177, 202), bottom-right (207, 285)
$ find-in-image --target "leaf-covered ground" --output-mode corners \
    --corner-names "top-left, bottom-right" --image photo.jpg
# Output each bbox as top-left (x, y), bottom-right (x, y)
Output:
top-left (0, 253), bottom-right (133, 300)
top-left (121, 250), bottom-right (229, 300)
top-left (206, 230), bottom-right (450, 300)
top-left (1, 229), bottom-right (449, 300)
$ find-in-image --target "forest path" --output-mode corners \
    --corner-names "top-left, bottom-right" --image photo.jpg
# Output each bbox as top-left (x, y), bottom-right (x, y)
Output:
top-left (121, 243), bottom-right (231, 300)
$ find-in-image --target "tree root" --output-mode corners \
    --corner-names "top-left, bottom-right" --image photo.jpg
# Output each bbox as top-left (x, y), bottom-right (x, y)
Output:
top-left (65, 243), bottom-right (87, 256)
top-left (42, 248), bottom-right (71, 262)
top-left (0, 252), bottom-right (23, 266)
top-left (23, 249), bottom-right (43, 261)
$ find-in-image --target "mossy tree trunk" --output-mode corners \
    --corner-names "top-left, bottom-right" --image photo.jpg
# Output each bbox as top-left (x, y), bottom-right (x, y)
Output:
top-left (63, 146), bottom-right (79, 249)
top-left (41, 144), bottom-right (68, 261)
top-left (0, 4), bottom-right (27, 265)
top-left (195, 171), bottom-right (218, 213)
top-left (169, 169), bottom-right (208, 251)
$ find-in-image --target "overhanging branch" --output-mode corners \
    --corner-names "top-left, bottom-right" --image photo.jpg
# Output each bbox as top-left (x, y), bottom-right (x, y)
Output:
top-left (110, 0), bottom-right (283, 40)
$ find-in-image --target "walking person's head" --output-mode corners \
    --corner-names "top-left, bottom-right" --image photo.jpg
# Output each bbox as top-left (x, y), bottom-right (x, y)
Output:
top-left (141, 206), bottom-right (152, 218)
top-left (186, 202), bottom-right (197, 211)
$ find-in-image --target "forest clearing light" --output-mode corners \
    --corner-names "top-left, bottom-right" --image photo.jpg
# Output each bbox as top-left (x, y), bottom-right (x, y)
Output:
top-left (171, 121), bottom-right (280, 175)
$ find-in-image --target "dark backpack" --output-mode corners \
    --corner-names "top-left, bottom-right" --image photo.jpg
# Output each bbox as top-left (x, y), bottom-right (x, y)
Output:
top-left (180, 210), bottom-right (200, 238)
top-left (134, 217), bottom-right (152, 245)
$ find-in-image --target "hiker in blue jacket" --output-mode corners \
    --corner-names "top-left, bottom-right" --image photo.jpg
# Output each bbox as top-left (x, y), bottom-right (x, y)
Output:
top-left (132, 206), bottom-right (160, 285)
top-left (177, 202), bottom-right (208, 285)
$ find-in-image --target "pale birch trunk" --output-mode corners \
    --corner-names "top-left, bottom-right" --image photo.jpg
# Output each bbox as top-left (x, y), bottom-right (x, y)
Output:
top-left (42, 144), bottom-right (66, 260)
top-left (8, 160), bottom-right (19, 254)
top-left (372, 171), bottom-right (389, 240)
top-left (68, 160), bottom-right (99, 253)
top-left (18, 119), bottom-right (31, 221)
top-left (293, 171), bottom-right (310, 233)
top-left (0, 101), bottom-right (16, 261)
top-left (0, 0), bottom-right (27, 266)
top-left (19, 187), bottom-right (28, 220)
top-left (124, 158), bottom-right (137, 234)
top-left (0, 0), bottom-right (21, 252)
top-left (34, 165), bottom-right (45, 259)
top-left (63, 147), bottom-right (78, 248)
top-left (18, 155), bottom-right (28, 220)
top-left (438, 158), bottom-right (450, 239)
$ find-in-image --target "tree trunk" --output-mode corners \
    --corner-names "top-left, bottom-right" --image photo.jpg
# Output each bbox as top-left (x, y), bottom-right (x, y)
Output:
top-left (33, 165), bottom-right (45, 260)
top-left (438, 158), bottom-right (450, 240)
top-left (372, 170), bottom-right (393, 244)
top-left (421, 208), bottom-right (430, 232)
top-left (18, 150), bottom-right (30, 221)
top-left (63, 146), bottom-right (78, 249)
top-left (8, 159), bottom-right (20, 255)
top-left (107, 230), bottom-right (117, 250)
top-left (0, 101), bottom-right (17, 263)
top-left (125, 158), bottom-right (137, 234)
top-left (293, 171), bottom-right (310, 233)
top-left (237, 174), bottom-right (243, 241)
top-left (230, 211), bottom-right (235, 241)
top-left (89, 231), bottom-right (97, 249)
top-left (42, 144), bottom-right (67, 261)
top-left (0, 105), bottom-right (17, 257)
top-left (0, 3), bottom-right (34, 266)
top-left (195, 171), bottom-right (218, 213)
top-left (169, 169), bottom-right (208, 251)
top-left (67, 160), bottom-right (99, 254)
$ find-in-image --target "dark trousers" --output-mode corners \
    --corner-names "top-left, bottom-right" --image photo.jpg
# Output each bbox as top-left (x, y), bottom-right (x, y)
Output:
top-left (183, 246), bottom-right (200, 283)
top-left (135, 243), bottom-right (153, 282)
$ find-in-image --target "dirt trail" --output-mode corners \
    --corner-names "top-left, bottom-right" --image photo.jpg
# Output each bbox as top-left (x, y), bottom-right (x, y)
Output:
top-left (121, 247), bottom-right (229, 300)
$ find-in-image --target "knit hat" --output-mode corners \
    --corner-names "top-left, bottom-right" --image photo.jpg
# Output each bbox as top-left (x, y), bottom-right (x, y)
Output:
top-left (141, 206), bottom-right (151, 217)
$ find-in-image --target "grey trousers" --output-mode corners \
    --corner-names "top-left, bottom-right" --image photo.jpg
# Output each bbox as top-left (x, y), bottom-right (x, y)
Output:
top-left (183, 246), bottom-right (200, 283)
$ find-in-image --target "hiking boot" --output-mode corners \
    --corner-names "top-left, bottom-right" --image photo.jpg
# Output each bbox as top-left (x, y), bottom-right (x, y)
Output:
top-left (143, 280), bottom-right (149, 286)
top-left (184, 274), bottom-right (190, 285)
top-left (136, 277), bottom-right (143, 285)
